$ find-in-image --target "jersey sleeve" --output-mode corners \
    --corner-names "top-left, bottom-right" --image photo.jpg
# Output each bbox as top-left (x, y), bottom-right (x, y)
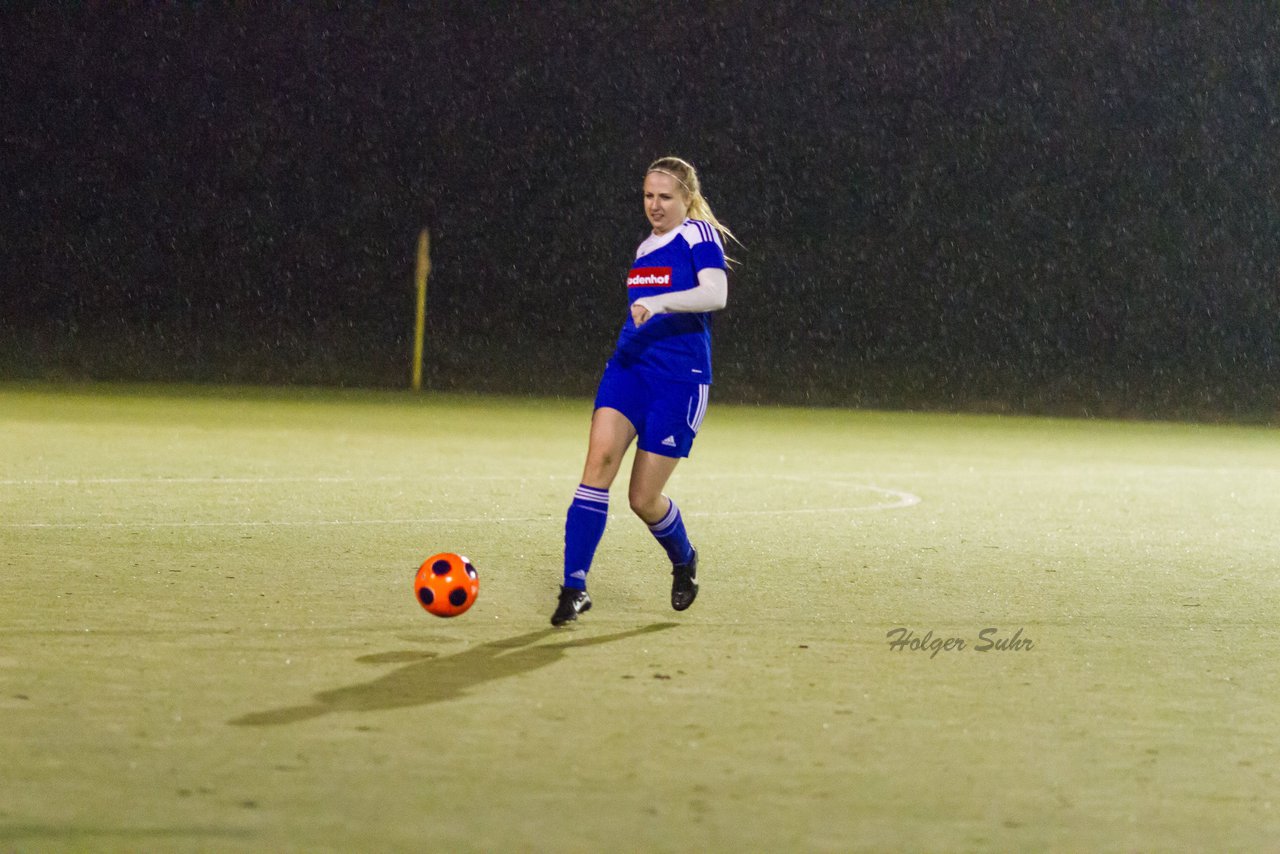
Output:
top-left (633, 267), bottom-right (727, 315)
top-left (680, 220), bottom-right (726, 272)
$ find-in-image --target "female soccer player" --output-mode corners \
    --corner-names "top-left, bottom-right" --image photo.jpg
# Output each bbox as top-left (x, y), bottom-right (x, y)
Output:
top-left (552, 156), bottom-right (737, 626)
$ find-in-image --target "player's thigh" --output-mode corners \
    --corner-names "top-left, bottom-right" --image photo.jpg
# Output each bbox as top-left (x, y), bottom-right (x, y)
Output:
top-left (581, 406), bottom-right (637, 488)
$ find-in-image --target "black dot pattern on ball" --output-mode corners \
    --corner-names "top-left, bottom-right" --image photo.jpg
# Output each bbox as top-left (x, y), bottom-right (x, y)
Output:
top-left (465, 562), bottom-right (477, 579)
top-left (431, 559), bottom-right (451, 576)
top-left (418, 587), bottom-right (434, 606)
top-left (449, 588), bottom-right (468, 607)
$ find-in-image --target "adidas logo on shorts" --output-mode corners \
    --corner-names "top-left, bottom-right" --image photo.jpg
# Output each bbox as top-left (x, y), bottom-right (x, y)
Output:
top-left (662, 436), bottom-right (677, 447)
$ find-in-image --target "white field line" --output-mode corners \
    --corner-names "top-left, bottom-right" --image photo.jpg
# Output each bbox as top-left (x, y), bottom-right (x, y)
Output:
top-left (1, 476), bottom-right (919, 529)
top-left (2, 473), bottom-right (906, 485)
top-left (4, 462), bottom-right (1271, 487)
top-left (0, 474), bottom-right (515, 486)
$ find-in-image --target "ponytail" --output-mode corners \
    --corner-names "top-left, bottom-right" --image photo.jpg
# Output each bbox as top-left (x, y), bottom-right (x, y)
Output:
top-left (646, 156), bottom-right (741, 266)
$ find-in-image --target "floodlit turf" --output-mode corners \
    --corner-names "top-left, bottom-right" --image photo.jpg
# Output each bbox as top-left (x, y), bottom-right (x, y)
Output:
top-left (2, 382), bottom-right (1278, 852)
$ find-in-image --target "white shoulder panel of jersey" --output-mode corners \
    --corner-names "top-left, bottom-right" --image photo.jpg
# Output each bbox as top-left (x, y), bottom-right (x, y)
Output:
top-left (680, 219), bottom-right (723, 249)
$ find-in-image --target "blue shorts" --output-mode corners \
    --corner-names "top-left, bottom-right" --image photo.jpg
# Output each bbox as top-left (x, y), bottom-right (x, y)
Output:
top-left (594, 360), bottom-right (710, 458)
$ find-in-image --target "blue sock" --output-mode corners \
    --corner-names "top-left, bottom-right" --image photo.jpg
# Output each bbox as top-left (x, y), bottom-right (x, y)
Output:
top-left (563, 484), bottom-right (609, 590)
top-left (648, 497), bottom-right (694, 566)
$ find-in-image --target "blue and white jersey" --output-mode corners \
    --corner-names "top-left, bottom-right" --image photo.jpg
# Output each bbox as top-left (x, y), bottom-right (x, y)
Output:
top-left (611, 219), bottom-right (726, 382)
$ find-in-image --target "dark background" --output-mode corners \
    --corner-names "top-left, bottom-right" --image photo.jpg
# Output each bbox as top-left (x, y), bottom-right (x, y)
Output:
top-left (3, 4), bottom-right (1277, 420)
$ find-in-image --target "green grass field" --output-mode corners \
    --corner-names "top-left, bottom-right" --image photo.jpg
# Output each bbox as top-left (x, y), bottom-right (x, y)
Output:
top-left (2, 383), bottom-right (1278, 852)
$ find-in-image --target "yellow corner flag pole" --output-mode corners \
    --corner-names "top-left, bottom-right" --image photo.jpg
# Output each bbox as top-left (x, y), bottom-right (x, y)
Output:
top-left (412, 228), bottom-right (431, 391)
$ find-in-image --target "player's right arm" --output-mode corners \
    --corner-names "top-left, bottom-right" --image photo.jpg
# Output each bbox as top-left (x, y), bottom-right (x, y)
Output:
top-left (631, 268), bottom-right (727, 325)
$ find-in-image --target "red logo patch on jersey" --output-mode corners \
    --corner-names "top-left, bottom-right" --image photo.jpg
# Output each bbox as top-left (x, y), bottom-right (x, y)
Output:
top-left (627, 266), bottom-right (672, 288)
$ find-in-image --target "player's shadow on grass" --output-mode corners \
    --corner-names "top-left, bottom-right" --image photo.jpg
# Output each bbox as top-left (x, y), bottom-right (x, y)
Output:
top-left (230, 623), bottom-right (677, 727)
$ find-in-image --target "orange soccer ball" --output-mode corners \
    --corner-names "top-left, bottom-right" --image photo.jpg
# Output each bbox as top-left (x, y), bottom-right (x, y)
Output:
top-left (414, 553), bottom-right (479, 617)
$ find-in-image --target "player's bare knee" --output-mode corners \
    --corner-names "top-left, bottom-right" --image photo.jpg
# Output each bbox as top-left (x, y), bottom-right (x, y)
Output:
top-left (583, 453), bottom-right (617, 485)
top-left (629, 491), bottom-right (664, 523)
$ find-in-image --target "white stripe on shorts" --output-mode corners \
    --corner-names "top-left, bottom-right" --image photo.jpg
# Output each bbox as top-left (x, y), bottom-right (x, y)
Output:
top-left (686, 384), bottom-right (709, 433)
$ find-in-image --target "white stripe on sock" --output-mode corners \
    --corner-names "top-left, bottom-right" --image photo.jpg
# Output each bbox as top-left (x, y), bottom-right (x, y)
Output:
top-left (574, 485), bottom-right (609, 505)
top-left (648, 501), bottom-right (680, 535)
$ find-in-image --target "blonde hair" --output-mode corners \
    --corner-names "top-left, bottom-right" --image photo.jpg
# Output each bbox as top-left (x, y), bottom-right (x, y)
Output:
top-left (645, 156), bottom-right (740, 265)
